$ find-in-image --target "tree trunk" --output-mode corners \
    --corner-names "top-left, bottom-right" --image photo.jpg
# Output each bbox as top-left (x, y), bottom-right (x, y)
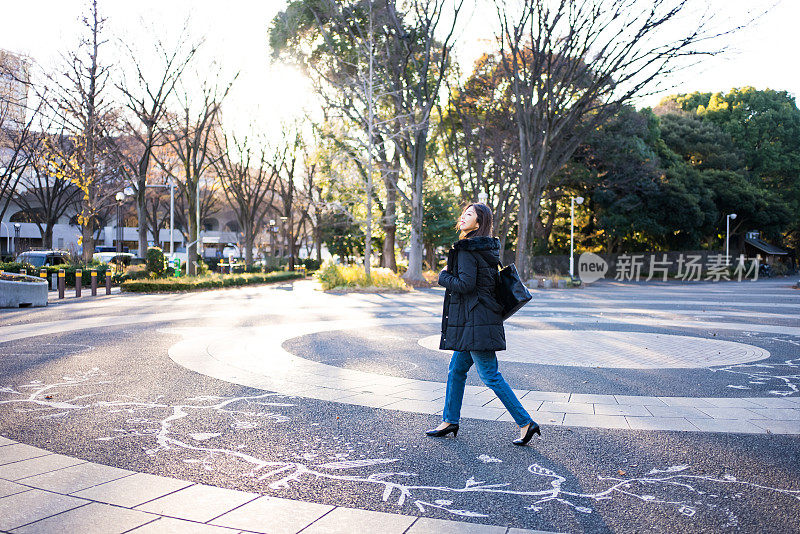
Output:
top-left (82, 223), bottom-right (94, 263)
top-left (187, 197), bottom-right (198, 275)
top-left (403, 129), bottom-right (427, 283)
top-left (382, 225), bottom-right (396, 272)
top-left (382, 176), bottom-right (397, 272)
top-left (136, 197), bottom-right (147, 257)
top-left (244, 224), bottom-right (254, 266)
top-left (44, 223), bottom-right (54, 250)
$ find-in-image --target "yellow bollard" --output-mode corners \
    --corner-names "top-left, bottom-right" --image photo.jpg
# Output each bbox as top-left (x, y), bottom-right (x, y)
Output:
top-left (75, 269), bottom-right (82, 298)
top-left (91, 270), bottom-right (97, 296)
top-left (58, 269), bottom-right (65, 299)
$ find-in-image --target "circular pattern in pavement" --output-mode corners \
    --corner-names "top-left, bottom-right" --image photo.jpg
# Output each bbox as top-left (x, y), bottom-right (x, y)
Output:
top-left (417, 330), bottom-right (770, 369)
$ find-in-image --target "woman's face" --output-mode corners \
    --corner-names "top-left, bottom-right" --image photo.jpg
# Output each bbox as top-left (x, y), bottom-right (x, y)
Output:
top-left (459, 206), bottom-right (479, 233)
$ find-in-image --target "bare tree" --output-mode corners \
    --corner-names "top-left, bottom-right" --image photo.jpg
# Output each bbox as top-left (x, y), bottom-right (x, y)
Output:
top-left (438, 54), bottom-right (520, 252)
top-left (381, 0), bottom-right (463, 283)
top-left (116, 30), bottom-right (198, 257)
top-left (154, 70), bottom-right (235, 275)
top-left (43, 0), bottom-right (123, 261)
top-left (0, 54), bottom-right (41, 224)
top-left (271, 126), bottom-right (303, 271)
top-left (12, 132), bottom-right (82, 248)
top-left (496, 0), bottom-right (739, 276)
top-left (213, 130), bottom-right (279, 266)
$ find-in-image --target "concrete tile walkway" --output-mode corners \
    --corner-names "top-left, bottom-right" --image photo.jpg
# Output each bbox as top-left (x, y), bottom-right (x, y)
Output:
top-left (164, 319), bottom-right (800, 435)
top-left (0, 438), bottom-right (557, 534)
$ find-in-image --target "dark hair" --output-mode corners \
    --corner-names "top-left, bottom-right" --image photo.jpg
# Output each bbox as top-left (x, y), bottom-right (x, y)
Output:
top-left (457, 202), bottom-right (493, 238)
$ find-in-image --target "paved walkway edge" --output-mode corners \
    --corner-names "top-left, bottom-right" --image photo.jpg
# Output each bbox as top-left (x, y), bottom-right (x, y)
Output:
top-left (0, 437), bottom-right (558, 534)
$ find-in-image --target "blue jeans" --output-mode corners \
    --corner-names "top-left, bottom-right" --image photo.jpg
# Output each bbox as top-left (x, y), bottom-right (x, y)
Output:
top-left (442, 350), bottom-right (534, 427)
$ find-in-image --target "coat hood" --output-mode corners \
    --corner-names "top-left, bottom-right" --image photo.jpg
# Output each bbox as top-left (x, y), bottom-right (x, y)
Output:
top-left (452, 236), bottom-right (501, 252)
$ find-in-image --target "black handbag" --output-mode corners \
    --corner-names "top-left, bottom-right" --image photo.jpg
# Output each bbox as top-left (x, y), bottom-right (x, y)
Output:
top-left (478, 251), bottom-right (532, 320)
top-left (495, 262), bottom-right (532, 320)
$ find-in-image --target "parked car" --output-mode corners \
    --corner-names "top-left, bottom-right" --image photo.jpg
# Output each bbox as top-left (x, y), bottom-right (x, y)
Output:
top-left (92, 252), bottom-right (135, 266)
top-left (15, 250), bottom-right (70, 268)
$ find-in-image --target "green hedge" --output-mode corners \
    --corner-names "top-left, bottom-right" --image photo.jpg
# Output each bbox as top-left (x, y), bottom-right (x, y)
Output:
top-left (0, 262), bottom-right (111, 287)
top-left (121, 271), bottom-right (305, 292)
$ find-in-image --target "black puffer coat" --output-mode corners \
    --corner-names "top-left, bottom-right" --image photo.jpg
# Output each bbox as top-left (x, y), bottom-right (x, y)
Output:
top-left (438, 236), bottom-right (505, 352)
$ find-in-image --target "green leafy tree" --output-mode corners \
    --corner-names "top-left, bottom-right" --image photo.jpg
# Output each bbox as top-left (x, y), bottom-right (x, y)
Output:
top-left (319, 210), bottom-right (365, 264)
top-left (665, 88), bottom-right (800, 250)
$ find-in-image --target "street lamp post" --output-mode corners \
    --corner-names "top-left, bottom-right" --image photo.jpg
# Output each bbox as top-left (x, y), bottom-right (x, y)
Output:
top-left (570, 196), bottom-right (584, 278)
top-left (115, 191), bottom-right (126, 254)
top-left (13, 223), bottom-right (21, 255)
top-left (269, 219), bottom-right (276, 257)
top-left (726, 213), bottom-right (737, 265)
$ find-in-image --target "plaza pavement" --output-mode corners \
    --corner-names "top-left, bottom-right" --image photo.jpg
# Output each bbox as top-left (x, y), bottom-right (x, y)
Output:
top-left (0, 277), bottom-right (799, 532)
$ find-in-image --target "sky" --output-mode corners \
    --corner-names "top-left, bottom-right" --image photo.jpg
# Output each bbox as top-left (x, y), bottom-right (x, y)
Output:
top-left (1, 0), bottom-right (798, 137)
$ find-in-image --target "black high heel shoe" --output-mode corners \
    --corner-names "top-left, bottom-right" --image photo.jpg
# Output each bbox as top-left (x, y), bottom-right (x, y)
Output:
top-left (512, 422), bottom-right (540, 446)
top-left (425, 423), bottom-right (459, 437)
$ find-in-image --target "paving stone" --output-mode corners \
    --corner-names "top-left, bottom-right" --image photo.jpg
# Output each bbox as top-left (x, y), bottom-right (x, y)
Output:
top-left (135, 483), bottom-right (258, 523)
top-left (594, 404), bottom-right (650, 416)
top-left (520, 400), bottom-right (545, 413)
top-left (749, 419), bottom-right (800, 434)
top-left (645, 405), bottom-right (712, 419)
top-left (382, 399), bottom-right (442, 415)
top-left (210, 495), bottom-right (333, 533)
top-left (540, 401), bottom-right (593, 414)
top-left (484, 397), bottom-right (538, 411)
top-left (337, 393), bottom-right (397, 408)
top-left (17, 462), bottom-right (134, 494)
top-left (747, 408), bottom-right (800, 421)
top-left (462, 394), bottom-right (498, 407)
top-left (0, 488), bottom-right (88, 531)
top-left (498, 411), bottom-right (565, 425)
top-left (300, 506), bottom-right (416, 534)
top-left (0, 436), bottom-right (16, 446)
top-left (127, 517), bottom-right (240, 533)
top-left (0, 454), bottom-right (86, 481)
top-left (702, 398), bottom-right (767, 408)
top-left (459, 405), bottom-right (507, 421)
top-left (394, 381), bottom-right (447, 392)
top-left (696, 407), bottom-right (763, 420)
top-left (531, 411), bottom-right (566, 425)
top-left (391, 389), bottom-right (448, 402)
top-left (657, 397), bottom-right (715, 408)
top-left (301, 387), bottom-right (360, 402)
top-left (744, 398), bottom-right (800, 409)
top-left (520, 392), bottom-right (570, 402)
top-left (688, 419), bottom-right (767, 434)
top-left (12, 501), bottom-right (155, 534)
top-left (407, 517), bottom-right (507, 533)
top-left (563, 413), bottom-right (629, 429)
top-left (613, 395), bottom-right (667, 406)
top-left (0, 444), bottom-right (51, 466)
top-left (0, 479), bottom-right (30, 499)
top-left (625, 417), bottom-right (695, 431)
top-left (71, 472), bottom-right (194, 508)
top-left (570, 393), bottom-right (618, 404)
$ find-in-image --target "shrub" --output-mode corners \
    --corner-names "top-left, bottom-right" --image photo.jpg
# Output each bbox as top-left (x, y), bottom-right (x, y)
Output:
top-left (121, 271), bottom-right (304, 292)
top-left (0, 261), bottom-right (111, 287)
top-left (115, 264), bottom-right (148, 283)
top-left (302, 258), bottom-right (323, 272)
top-left (314, 261), bottom-right (410, 291)
top-left (145, 247), bottom-right (168, 277)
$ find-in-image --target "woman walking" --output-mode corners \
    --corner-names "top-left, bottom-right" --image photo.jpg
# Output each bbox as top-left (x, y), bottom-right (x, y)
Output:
top-left (426, 202), bottom-right (540, 446)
